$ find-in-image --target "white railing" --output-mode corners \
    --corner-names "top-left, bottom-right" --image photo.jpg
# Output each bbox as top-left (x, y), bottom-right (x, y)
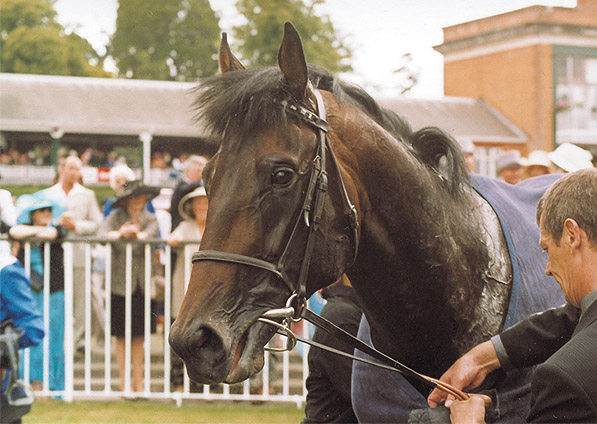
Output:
top-left (7, 236), bottom-right (309, 406)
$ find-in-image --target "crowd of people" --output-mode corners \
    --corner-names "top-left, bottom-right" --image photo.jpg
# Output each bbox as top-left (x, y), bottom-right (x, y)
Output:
top-left (492, 142), bottom-right (594, 184)
top-left (0, 153), bottom-right (209, 412)
top-left (1, 140), bottom-right (597, 422)
top-left (0, 147), bottom-right (192, 172)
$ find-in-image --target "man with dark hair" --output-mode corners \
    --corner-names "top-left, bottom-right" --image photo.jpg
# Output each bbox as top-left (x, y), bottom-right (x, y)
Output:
top-left (428, 169), bottom-right (597, 422)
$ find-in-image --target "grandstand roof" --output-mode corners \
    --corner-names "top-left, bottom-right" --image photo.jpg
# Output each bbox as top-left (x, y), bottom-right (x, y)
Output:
top-left (0, 73), bottom-right (205, 138)
top-left (0, 73), bottom-right (526, 145)
top-left (380, 96), bottom-right (527, 144)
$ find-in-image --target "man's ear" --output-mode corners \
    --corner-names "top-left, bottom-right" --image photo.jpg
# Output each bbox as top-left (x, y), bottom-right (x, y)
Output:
top-left (563, 218), bottom-right (582, 249)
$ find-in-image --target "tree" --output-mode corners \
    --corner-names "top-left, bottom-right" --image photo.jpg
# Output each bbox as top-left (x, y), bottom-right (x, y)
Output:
top-left (109, 0), bottom-right (221, 81)
top-left (0, 0), bottom-right (109, 77)
top-left (232, 0), bottom-right (352, 73)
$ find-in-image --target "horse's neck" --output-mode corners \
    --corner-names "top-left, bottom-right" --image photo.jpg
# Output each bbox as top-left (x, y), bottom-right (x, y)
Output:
top-left (348, 138), bottom-right (512, 375)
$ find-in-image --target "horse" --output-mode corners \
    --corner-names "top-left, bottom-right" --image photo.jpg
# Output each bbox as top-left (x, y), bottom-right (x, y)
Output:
top-left (169, 23), bottom-right (564, 421)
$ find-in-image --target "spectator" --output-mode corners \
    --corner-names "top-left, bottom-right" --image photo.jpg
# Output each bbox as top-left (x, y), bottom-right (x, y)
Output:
top-left (303, 275), bottom-right (361, 423)
top-left (168, 186), bottom-right (207, 320)
top-left (40, 156), bottom-right (103, 351)
top-left (170, 155), bottom-right (208, 231)
top-left (10, 192), bottom-right (68, 393)
top-left (171, 153), bottom-right (188, 172)
top-left (496, 150), bottom-right (525, 184)
top-left (102, 165), bottom-right (137, 217)
top-left (428, 168), bottom-right (597, 422)
top-left (523, 150), bottom-right (553, 178)
top-left (0, 185), bottom-right (17, 257)
top-left (547, 142), bottom-right (594, 173)
top-left (150, 152), bottom-right (167, 169)
top-left (166, 186), bottom-right (206, 390)
top-left (1, 250), bottom-right (44, 424)
top-left (98, 180), bottom-right (160, 393)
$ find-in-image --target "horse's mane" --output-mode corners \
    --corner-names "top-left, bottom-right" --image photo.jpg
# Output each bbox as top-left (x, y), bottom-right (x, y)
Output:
top-left (193, 64), bottom-right (471, 194)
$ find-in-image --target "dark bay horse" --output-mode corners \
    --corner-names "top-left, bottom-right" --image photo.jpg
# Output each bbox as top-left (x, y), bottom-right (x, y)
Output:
top-left (170, 23), bottom-right (563, 421)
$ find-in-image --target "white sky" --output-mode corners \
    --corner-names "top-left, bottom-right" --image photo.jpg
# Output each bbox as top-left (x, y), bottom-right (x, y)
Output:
top-left (54, 0), bottom-right (576, 98)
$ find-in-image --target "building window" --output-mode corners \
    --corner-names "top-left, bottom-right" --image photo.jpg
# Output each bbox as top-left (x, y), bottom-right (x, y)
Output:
top-left (554, 51), bottom-right (597, 146)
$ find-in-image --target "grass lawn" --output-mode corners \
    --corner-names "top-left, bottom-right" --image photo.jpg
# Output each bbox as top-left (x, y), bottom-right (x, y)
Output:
top-left (24, 399), bottom-right (305, 423)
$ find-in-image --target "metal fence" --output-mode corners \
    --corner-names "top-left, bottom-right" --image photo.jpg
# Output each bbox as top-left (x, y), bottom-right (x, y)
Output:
top-left (7, 237), bottom-right (309, 406)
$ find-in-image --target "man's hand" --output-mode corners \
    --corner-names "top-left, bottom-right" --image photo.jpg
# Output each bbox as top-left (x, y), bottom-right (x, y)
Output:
top-left (59, 213), bottom-right (76, 231)
top-left (428, 340), bottom-right (501, 407)
top-left (446, 394), bottom-right (491, 424)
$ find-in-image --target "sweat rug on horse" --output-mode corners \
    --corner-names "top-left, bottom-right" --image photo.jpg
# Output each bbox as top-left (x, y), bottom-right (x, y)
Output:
top-left (352, 173), bottom-right (565, 423)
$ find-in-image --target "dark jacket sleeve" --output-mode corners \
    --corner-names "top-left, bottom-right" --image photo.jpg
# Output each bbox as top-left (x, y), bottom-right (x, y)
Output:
top-left (526, 321), bottom-right (597, 422)
top-left (499, 303), bottom-right (579, 370)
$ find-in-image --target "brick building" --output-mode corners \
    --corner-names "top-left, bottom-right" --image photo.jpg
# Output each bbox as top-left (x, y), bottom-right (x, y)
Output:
top-left (435, 0), bottom-right (597, 159)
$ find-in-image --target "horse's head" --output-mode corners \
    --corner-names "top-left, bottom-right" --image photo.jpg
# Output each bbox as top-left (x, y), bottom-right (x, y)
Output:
top-left (169, 23), bottom-right (360, 384)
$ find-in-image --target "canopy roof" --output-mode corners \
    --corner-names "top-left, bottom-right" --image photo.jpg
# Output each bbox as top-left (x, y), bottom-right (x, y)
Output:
top-left (0, 73), bottom-right (205, 138)
top-left (0, 73), bottom-right (526, 145)
top-left (380, 96), bottom-right (527, 144)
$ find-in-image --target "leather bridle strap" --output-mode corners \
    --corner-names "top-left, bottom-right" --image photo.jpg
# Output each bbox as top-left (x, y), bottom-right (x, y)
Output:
top-left (191, 250), bottom-right (293, 293)
top-left (192, 87), bottom-right (358, 313)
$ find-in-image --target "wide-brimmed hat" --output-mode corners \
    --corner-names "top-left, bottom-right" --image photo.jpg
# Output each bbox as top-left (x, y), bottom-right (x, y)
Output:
top-left (496, 150), bottom-right (525, 172)
top-left (547, 143), bottom-right (594, 173)
top-left (111, 180), bottom-right (161, 210)
top-left (525, 150), bottom-right (552, 169)
top-left (179, 186), bottom-right (207, 221)
top-left (15, 191), bottom-right (66, 225)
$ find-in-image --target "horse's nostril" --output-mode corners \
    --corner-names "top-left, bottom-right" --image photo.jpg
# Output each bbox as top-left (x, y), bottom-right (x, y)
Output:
top-left (186, 325), bottom-right (226, 363)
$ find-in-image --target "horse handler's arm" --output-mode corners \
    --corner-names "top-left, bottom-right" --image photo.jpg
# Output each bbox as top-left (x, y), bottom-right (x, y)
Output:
top-left (427, 340), bottom-right (501, 408)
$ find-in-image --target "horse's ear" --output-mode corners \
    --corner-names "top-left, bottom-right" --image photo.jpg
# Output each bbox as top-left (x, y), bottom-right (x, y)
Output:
top-left (278, 22), bottom-right (308, 101)
top-left (219, 32), bottom-right (245, 73)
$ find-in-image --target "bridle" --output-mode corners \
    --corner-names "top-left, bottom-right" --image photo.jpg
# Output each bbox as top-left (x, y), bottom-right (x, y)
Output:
top-left (191, 86), bottom-right (468, 401)
top-left (192, 86), bottom-right (359, 316)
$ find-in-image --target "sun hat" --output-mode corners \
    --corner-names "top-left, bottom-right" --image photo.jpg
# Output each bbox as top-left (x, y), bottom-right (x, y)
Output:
top-left (496, 150), bottom-right (525, 173)
top-left (15, 191), bottom-right (66, 225)
top-left (109, 165), bottom-right (136, 191)
top-left (525, 150), bottom-right (552, 169)
top-left (179, 186), bottom-right (207, 221)
top-left (547, 143), bottom-right (594, 173)
top-left (111, 180), bottom-right (161, 210)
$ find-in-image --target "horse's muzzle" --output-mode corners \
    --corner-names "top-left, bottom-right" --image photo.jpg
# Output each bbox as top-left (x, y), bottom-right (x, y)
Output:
top-left (169, 319), bottom-right (229, 384)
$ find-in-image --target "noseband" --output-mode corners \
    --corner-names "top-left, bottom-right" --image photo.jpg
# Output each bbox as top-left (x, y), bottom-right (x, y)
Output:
top-left (191, 87), bottom-right (359, 315)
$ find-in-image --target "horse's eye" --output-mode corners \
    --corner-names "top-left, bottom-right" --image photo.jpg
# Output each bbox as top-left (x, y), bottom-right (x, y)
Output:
top-left (271, 167), bottom-right (294, 186)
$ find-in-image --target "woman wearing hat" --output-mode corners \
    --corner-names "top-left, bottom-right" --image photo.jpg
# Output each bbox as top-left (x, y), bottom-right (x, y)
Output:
top-left (167, 186), bottom-right (207, 319)
top-left (524, 150), bottom-right (553, 179)
top-left (98, 180), bottom-right (160, 394)
top-left (9, 191), bottom-right (68, 393)
top-left (166, 186), bottom-right (207, 391)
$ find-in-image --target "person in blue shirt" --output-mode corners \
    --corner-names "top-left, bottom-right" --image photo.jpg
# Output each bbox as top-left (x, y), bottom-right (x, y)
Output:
top-left (1, 251), bottom-right (44, 423)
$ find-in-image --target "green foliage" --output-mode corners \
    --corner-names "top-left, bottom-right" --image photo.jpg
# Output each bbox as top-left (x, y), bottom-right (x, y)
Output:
top-left (233, 0), bottom-right (352, 72)
top-left (0, 0), bottom-right (109, 76)
top-left (109, 0), bottom-right (221, 81)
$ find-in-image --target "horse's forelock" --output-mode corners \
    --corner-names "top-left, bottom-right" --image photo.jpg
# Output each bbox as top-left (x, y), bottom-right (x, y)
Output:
top-left (192, 67), bottom-right (290, 141)
top-left (192, 64), bottom-right (415, 145)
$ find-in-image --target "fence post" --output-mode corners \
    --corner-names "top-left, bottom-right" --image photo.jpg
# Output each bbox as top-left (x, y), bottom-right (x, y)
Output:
top-left (63, 241), bottom-right (74, 402)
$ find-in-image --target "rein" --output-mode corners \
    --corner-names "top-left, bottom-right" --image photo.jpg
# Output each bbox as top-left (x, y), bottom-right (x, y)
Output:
top-left (258, 303), bottom-right (469, 402)
top-left (191, 87), bottom-right (467, 401)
